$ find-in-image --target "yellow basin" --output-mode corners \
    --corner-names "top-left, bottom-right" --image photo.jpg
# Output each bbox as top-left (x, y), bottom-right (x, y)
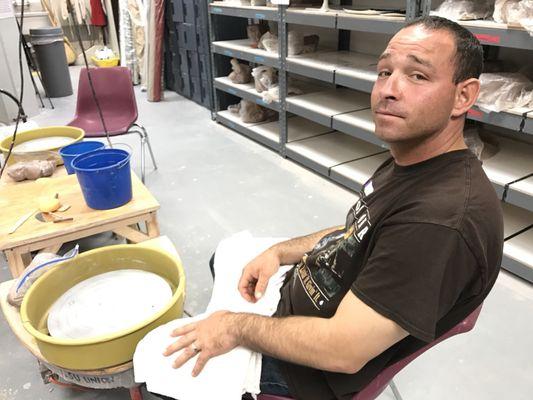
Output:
top-left (20, 241), bottom-right (186, 370)
top-left (0, 126), bottom-right (84, 166)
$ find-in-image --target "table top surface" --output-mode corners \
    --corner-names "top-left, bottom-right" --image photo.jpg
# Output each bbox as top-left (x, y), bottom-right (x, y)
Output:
top-left (0, 172), bottom-right (159, 250)
top-left (0, 165), bottom-right (68, 187)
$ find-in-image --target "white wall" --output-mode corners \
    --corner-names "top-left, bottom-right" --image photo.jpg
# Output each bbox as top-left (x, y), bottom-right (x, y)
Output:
top-left (0, 8), bottom-right (39, 123)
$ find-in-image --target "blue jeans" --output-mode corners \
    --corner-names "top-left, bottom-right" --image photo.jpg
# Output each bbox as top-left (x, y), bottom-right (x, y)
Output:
top-left (260, 355), bottom-right (291, 397)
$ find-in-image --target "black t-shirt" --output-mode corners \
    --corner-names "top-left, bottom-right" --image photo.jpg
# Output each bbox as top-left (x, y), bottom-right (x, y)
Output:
top-left (275, 149), bottom-right (503, 400)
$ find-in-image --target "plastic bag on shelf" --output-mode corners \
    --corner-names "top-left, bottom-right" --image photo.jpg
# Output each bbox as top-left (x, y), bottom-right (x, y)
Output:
top-left (228, 59), bottom-right (252, 84)
top-left (433, 0), bottom-right (494, 20)
top-left (252, 66), bottom-right (278, 93)
top-left (494, 0), bottom-right (533, 35)
top-left (227, 100), bottom-right (276, 123)
top-left (247, 23), bottom-right (269, 48)
top-left (261, 84), bottom-right (304, 104)
top-left (477, 73), bottom-right (533, 112)
top-left (464, 127), bottom-right (485, 159)
top-left (258, 31), bottom-right (278, 52)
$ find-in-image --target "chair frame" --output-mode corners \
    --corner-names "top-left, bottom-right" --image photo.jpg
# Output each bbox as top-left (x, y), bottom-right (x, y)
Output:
top-left (125, 122), bottom-right (158, 183)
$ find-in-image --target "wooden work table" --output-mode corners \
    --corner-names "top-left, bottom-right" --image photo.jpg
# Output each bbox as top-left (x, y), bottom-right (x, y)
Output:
top-left (0, 171), bottom-right (160, 278)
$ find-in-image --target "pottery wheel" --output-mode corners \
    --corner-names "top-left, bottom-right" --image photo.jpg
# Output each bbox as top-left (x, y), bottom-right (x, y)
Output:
top-left (47, 270), bottom-right (173, 340)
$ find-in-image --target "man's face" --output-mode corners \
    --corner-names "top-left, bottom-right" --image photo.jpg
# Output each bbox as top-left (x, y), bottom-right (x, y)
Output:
top-left (371, 26), bottom-right (459, 144)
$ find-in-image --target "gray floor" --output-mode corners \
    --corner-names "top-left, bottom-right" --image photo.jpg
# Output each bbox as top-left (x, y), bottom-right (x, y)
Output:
top-left (1, 67), bottom-right (532, 400)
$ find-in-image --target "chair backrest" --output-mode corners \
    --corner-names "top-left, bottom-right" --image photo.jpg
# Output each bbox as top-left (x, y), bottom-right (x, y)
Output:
top-left (257, 304), bottom-right (483, 400)
top-left (73, 67), bottom-right (138, 123)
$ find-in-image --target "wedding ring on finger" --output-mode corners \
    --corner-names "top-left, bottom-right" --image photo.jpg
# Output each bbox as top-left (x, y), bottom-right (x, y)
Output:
top-left (191, 342), bottom-right (201, 353)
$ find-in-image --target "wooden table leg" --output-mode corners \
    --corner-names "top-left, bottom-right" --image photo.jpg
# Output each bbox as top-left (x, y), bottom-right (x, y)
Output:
top-left (146, 212), bottom-right (160, 239)
top-left (113, 226), bottom-right (150, 244)
top-left (4, 249), bottom-right (27, 278)
top-left (41, 244), bottom-right (62, 255)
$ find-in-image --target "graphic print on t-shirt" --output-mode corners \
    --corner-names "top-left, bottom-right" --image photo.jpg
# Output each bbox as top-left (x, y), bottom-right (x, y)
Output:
top-left (295, 192), bottom-right (372, 310)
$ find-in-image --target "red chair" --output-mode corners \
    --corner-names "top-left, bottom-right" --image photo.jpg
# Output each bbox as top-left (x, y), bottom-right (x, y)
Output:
top-left (258, 305), bottom-right (483, 400)
top-left (67, 67), bottom-right (157, 183)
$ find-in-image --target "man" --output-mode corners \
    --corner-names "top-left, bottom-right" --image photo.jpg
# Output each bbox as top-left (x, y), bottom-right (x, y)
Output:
top-left (164, 16), bottom-right (503, 399)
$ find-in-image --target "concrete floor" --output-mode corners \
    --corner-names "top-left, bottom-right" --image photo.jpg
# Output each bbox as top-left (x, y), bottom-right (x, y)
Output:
top-left (1, 67), bottom-right (532, 400)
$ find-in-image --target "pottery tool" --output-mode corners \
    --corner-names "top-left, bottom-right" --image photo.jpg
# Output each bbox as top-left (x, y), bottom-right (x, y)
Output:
top-left (8, 209), bottom-right (36, 234)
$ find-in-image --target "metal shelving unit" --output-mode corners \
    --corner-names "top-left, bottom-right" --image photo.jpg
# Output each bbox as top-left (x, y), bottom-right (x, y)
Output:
top-left (468, 106), bottom-right (533, 136)
top-left (209, 2), bottom-right (279, 20)
top-left (336, 12), bottom-right (406, 34)
top-left (286, 88), bottom-right (370, 127)
top-left (216, 110), bottom-right (280, 150)
top-left (207, 0), bottom-right (533, 282)
top-left (286, 7), bottom-right (337, 28)
top-left (212, 39), bottom-right (281, 67)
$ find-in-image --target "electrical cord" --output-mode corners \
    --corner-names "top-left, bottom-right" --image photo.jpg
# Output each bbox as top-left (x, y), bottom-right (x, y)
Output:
top-left (0, 0), bottom-right (26, 179)
top-left (0, 89), bottom-right (27, 123)
top-left (65, 0), bottom-right (112, 148)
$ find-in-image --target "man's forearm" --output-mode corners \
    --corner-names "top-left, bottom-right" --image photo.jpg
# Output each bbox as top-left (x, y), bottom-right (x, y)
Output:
top-left (230, 313), bottom-right (357, 374)
top-left (271, 226), bottom-right (343, 265)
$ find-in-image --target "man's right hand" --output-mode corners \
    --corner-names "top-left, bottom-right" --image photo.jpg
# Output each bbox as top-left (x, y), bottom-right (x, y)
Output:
top-left (238, 247), bottom-right (281, 303)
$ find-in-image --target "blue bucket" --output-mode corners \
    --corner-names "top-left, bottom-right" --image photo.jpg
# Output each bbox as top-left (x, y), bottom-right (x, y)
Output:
top-left (59, 141), bottom-right (105, 174)
top-left (72, 148), bottom-right (132, 210)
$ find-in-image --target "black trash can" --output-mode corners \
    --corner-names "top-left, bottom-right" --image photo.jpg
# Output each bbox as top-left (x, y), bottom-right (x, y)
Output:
top-left (30, 27), bottom-right (73, 97)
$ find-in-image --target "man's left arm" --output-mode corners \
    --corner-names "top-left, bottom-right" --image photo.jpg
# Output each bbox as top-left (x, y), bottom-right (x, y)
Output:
top-left (164, 291), bottom-right (408, 377)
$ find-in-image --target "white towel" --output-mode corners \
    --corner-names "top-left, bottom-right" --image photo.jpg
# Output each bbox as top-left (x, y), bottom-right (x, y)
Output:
top-left (134, 231), bottom-right (291, 400)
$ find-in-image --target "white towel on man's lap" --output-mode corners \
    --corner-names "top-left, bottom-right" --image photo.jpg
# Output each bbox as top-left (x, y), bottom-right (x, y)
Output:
top-left (133, 231), bottom-right (291, 400)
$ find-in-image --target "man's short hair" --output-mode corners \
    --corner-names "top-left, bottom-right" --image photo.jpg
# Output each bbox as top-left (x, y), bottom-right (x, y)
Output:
top-left (404, 16), bottom-right (483, 84)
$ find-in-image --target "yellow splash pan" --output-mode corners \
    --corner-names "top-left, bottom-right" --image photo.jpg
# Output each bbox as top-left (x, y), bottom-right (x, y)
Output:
top-left (20, 239), bottom-right (185, 370)
top-left (0, 126), bottom-right (84, 166)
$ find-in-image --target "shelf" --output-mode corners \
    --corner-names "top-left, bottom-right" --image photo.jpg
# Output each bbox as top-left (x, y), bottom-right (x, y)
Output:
top-left (209, 2), bottom-right (278, 20)
top-left (481, 133), bottom-right (533, 210)
top-left (286, 7), bottom-right (337, 28)
top-left (287, 51), bottom-right (378, 92)
top-left (330, 151), bottom-right (391, 192)
top-left (285, 131), bottom-right (385, 176)
top-left (212, 39), bottom-right (280, 68)
top-left (214, 76), bottom-right (280, 111)
top-left (286, 88), bottom-right (371, 127)
top-left (468, 106), bottom-right (533, 136)
top-left (253, 116), bottom-right (333, 144)
top-left (286, 116), bottom-right (334, 142)
top-left (502, 202), bottom-right (533, 237)
top-left (507, 176), bottom-right (533, 214)
top-left (504, 226), bottom-right (533, 283)
top-left (332, 108), bottom-right (387, 148)
top-left (502, 202), bottom-right (533, 282)
top-left (287, 51), bottom-right (337, 83)
top-left (459, 20), bottom-right (533, 50)
top-left (216, 110), bottom-right (279, 151)
top-left (336, 12), bottom-right (405, 34)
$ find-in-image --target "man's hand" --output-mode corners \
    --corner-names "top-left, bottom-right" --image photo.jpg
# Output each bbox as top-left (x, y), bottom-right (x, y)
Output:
top-left (163, 311), bottom-right (239, 377)
top-left (238, 247), bottom-right (281, 303)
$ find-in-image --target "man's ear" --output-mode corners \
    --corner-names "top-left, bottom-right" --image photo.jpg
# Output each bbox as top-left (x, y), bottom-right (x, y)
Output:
top-left (452, 78), bottom-right (480, 118)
